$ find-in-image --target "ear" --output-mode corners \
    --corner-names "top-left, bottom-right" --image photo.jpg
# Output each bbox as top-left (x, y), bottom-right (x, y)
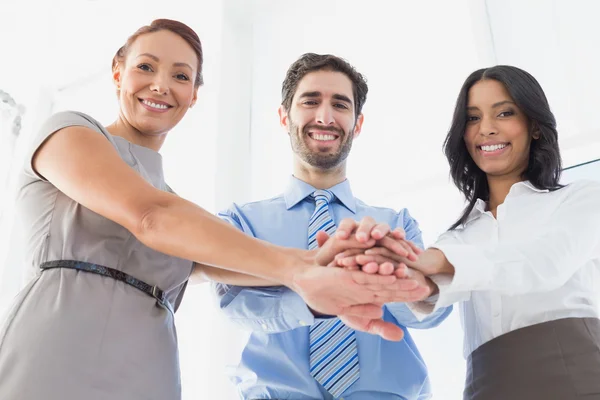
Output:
top-left (190, 87), bottom-right (199, 108)
top-left (278, 105), bottom-right (289, 130)
top-left (353, 113), bottom-right (365, 139)
top-left (530, 122), bottom-right (541, 140)
top-left (112, 62), bottom-right (122, 92)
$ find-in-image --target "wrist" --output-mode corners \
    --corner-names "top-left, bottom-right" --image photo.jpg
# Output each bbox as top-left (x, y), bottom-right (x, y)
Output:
top-left (279, 253), bottom-right (311, 289)
top-left (429, 248), bottom-right (455, 276)
top-left (426, 277), bottom-right (439, 296)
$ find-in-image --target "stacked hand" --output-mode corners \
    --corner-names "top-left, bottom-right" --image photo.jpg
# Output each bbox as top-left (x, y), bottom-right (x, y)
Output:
top-left (290, 217), bottom-right (449, 342)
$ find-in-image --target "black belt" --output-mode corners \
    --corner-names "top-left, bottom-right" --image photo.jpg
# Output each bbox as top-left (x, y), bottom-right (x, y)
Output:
top-left (40, 260), bottom-right (173, 313)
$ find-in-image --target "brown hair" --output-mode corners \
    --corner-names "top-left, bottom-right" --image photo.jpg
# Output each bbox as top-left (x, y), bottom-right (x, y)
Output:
top-left (281, 53), bottom-right (368, 118)
top-left (112, 19), bottom-right (204, 87)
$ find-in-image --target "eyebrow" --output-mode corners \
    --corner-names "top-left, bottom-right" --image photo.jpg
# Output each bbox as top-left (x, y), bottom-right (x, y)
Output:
top-left (467, 100), bottom-right (516, 111)
top-left (298, 91), bottom-right (353, 105)
top-left (137, 53), bottom-right (193, 71)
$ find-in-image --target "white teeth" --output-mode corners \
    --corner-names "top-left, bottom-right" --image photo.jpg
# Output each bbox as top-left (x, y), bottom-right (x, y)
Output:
top-left (312, 134), bottom-right (336, 141)
top-left (142, 100), bottom-right (169, 110)
top-left (481, 144), bottom-right (507, 152)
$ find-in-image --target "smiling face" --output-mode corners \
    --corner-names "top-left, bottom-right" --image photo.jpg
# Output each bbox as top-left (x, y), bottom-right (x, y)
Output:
top-left (279, 69), bottom-right (364, 170)
top-left (464, 79), bottom-right (538, 179)
top-left (113, 29), bottom-right (199, 136)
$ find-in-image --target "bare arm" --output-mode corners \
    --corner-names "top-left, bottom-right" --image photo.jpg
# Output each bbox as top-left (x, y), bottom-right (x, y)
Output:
top-left (34, 126), bottom-right (299, 284)
top-left (190, 263), bottom-right (276, 286)
top-left (191, 247), bottom-right (313, 286)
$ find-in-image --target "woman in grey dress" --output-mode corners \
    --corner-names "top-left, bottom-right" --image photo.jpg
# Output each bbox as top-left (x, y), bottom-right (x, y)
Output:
top-left (0, 19), bottom-right (424, 400)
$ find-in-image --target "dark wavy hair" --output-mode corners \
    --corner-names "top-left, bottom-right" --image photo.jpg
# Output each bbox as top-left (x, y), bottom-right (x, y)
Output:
top-left (443, 65), bottom-right (562, 230)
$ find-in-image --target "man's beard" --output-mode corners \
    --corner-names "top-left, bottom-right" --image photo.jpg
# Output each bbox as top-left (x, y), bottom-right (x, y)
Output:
top-left (288, 119), bottom-right (354, 169)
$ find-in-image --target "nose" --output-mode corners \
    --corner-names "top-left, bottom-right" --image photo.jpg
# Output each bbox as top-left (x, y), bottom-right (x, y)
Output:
top-left (479, 115), bottom-right (497, 137)
top-left (315, 103), bottom-right (335, 125)
top-left (150, 73), bottom-right (170, 96)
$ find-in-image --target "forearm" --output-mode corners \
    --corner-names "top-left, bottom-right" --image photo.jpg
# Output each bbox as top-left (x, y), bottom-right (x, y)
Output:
top-left (137, 195), bottom-right (303, 286)
top-left (192, 263), bottom-right (278, 286)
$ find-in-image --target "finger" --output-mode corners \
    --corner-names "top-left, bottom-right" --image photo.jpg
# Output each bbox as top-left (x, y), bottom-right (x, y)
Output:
top-left (336, 218), bottom-right (359, 239)
top-left (406, 240), bottom-right (424, 255)
top-left (364, 247), bottom-right (408, 263)
top-left (370, 320), bottom-right (405, 341)
top-left (361, 261), bottom-right (380, 274)
top-left (342, 303), bottom-right (384, 319)
top-left (340, 256), bottom-right (360, 268)
top-left (370, 222), bottom-right (391, 240)
top-left (377, 236), bottom-right (411, 258)
top-left (390, 227), bottom-right (406, 240)
top-left (338, 314), bottom-right (404, 341)
top-left (355, 216), bottom-right (377, 243)
top-left (394, 263), bottom-right (409, 278)
top-left (355, 254), bottom-right (403, 267)
top-left (351, 270), bottom-right (396, 285)
top-left (315, 235), bottom-right (376, 266)
top-left (376, 285), bottom-right (432, 303)
top-left (378, 262), bottom-right (395, 276)
top-left (316, 231), bottom-right (330, 248)
top-left (334, 248), bottom-right (365, 260)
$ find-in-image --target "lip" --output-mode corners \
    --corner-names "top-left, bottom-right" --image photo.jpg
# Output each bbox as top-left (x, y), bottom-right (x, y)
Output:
top-left (138, 98), bottom-right (173, 113)
top-left (308, 130), bottom-right (340, 142)
top-left (477, 142), bottom-right (510, 157)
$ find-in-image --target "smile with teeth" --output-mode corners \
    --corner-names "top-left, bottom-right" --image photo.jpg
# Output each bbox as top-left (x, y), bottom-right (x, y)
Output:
top-left (140, 99), bottom-right (171, 110)
top-left (480, 143), bottom-right (508, 152)
top-left (309, 133), bottom-right (338, 141)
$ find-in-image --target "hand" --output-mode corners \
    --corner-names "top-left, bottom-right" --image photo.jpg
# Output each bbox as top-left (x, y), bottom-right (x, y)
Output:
top-left (360, 247), bottom-right (454, 276)
top-left (339, 314), bottom-right (405, 341)
top-left (335, 217), bottom-right (422, 262)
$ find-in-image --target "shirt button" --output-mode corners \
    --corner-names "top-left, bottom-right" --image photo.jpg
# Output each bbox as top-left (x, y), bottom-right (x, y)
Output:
top-left (261, 323), bottom-right (268, 330)
top-left (299, 320), bottom-right (307, 326)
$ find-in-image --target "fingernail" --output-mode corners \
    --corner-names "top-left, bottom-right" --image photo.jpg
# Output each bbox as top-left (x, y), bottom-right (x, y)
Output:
top-left (336, 230), bottom-right (346, 237)
top-left (357, 232), bottom-right (367, 241)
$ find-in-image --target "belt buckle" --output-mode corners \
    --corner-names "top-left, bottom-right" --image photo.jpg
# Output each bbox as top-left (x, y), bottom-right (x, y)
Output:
top-left (151, 285), bottom-right (165, 304)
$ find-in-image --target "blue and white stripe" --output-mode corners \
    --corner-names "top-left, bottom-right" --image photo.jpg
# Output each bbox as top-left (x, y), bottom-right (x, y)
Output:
top-left (307, 189), bottom-right (359, 398)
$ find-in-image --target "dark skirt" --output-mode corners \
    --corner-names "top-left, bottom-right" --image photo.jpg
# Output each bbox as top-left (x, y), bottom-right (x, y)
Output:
top-left (465, 317), bottom-right (600, 400)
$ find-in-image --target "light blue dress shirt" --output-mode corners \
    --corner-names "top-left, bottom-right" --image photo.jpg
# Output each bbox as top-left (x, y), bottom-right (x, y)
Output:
top-left (215, 177), bottom-right (452, 400)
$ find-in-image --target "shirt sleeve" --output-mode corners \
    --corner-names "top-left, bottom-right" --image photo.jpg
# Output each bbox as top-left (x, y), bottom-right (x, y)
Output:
top-left (23, 111), bottom-right (116, 180)
top-left (432, 180), bottom-right (600, 309)
top-left (384, 208), bottom-right (453, 327)
top-left (213, 204), bottom-right (315, 333)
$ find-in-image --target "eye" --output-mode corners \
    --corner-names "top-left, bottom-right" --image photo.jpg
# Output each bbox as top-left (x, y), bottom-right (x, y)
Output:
top-left (137, 63), bottom-right (153, 72)
top-left (466, 115), bottom-right (480, 122)
top-left (498, 110), bottom-right (514, 117)
top-left (303, 100), bottom-right (318, 106)
top-left (334, 103), bottom-right (349, 110)
top-left (175, 73), bottom-right (190, 81)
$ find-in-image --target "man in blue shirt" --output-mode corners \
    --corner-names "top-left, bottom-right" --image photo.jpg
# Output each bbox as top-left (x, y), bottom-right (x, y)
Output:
top-left (203, 53), bottom-right (451, 399)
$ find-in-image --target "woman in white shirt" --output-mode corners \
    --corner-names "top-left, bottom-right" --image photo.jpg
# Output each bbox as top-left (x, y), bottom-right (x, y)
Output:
top-left (339, 65), bottom-right (600, 399)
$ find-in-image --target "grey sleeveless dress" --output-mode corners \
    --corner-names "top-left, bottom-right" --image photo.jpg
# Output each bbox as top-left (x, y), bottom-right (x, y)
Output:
top-left (0, 111), bottom-right (194, 399)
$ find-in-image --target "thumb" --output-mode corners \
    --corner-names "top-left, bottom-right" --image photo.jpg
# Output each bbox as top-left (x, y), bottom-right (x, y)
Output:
top-left (316, 231), bottom-right (330, 248)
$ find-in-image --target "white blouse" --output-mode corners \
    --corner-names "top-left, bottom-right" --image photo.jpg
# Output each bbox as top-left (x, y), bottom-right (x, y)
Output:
top-left (430, 180), bottom-right (600, 357)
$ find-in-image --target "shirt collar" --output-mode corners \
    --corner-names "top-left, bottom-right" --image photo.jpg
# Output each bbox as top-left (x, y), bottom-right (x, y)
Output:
top-left (465, 180), bottom-right (549, 225)
top-left (283, 175), bottom-right (357, 213)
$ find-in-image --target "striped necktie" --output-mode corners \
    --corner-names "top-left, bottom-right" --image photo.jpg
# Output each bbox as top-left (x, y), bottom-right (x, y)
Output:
top-left (308, 189), bottom-right (359, 398)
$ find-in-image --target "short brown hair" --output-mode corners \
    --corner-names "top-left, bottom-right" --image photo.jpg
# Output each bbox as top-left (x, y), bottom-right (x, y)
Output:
top-left (112, 19), bottom-right (204, 87)
top-left (281, 53), bottom-right (368, 118)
